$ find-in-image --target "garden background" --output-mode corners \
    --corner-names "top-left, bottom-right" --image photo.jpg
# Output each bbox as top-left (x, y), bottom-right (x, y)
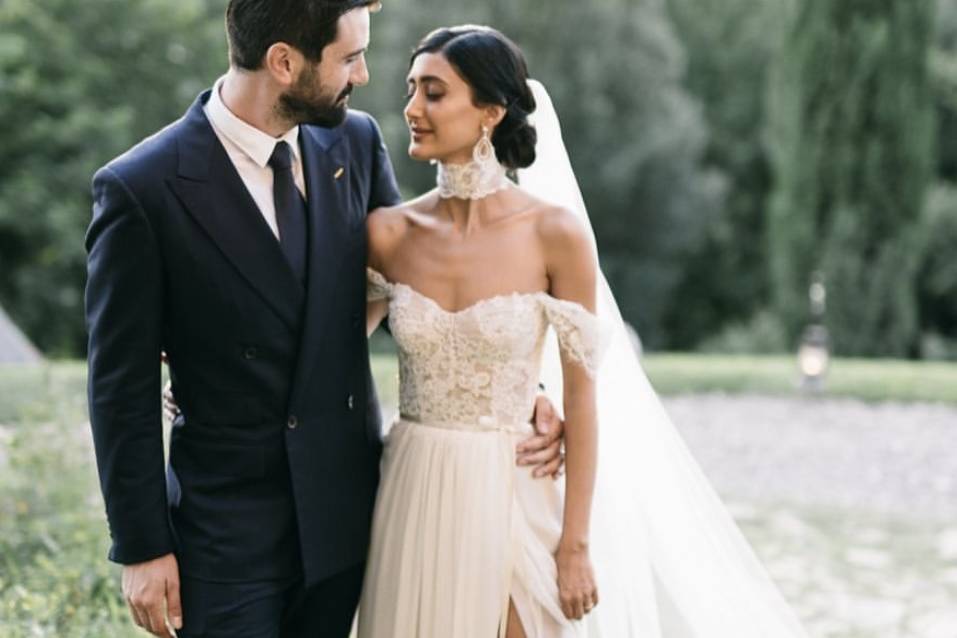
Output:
top-left (2, 0), bottom-right (956, 636)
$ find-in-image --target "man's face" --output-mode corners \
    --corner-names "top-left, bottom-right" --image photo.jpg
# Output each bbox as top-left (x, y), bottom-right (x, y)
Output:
top-left (278, 7), bottom-right (371, 127)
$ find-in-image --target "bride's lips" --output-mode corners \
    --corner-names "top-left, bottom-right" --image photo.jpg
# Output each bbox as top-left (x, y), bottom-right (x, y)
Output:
top-left (409, 126), bottom-right (433, 142)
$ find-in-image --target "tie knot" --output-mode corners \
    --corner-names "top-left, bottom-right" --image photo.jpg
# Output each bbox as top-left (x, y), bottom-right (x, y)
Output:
top-left (269, 141), bottom-right (294, 171)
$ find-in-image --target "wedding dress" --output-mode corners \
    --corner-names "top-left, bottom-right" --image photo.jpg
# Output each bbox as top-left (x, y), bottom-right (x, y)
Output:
top-left (358, 269), bottom-right (605, 637)
top-left (357, 81), bottom-right (808, 637)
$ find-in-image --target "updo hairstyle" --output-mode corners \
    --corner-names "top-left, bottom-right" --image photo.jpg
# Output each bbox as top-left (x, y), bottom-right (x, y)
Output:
top-left (410, 26), bottom-right (537, 169)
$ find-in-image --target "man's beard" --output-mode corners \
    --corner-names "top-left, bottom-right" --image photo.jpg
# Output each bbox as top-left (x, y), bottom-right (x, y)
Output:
top-left (278, 66), bottom-right (352, 128)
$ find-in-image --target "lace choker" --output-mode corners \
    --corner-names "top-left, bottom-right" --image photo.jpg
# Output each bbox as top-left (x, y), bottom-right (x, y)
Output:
top-left (435, 159), bottom-right (510, 200)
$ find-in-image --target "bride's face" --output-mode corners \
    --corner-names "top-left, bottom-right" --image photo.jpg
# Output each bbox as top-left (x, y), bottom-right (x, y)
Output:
top-left (404, 53), bottom-right (491, 165)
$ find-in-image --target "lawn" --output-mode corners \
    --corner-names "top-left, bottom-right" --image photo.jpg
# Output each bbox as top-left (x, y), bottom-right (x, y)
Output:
top-left (640, 354), bottom-right (957, 404)
top-left (1, 355), bottom-right (955, 636)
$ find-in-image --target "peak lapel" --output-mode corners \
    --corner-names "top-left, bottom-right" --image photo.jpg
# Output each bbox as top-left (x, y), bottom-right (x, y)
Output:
top-left (168, 92), bottom-right (304, 330)
top-left (291, 125), bottom-right (354, 398)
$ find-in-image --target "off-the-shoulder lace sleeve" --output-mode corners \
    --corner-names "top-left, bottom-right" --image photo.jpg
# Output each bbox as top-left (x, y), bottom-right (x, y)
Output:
top-left (367, 267), bottom-right (393, 302)
top-left (542, 296), bottom-right (607, 377)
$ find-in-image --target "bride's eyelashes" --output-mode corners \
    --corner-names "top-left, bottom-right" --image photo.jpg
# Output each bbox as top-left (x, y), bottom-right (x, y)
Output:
top-left (404, 83), bottom-right (446, 103)
top-left (404, 92), bottom-right (445, 102)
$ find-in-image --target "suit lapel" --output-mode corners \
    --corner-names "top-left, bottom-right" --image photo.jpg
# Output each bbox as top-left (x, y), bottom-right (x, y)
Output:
top-left (290, 124), bottom-right (353, 401)
top-left (168, 92), bottom-right (304, 330)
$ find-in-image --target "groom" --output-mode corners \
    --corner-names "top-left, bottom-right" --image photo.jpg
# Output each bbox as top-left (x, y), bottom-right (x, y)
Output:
top-left (85, 1), bottom-right (563, 637)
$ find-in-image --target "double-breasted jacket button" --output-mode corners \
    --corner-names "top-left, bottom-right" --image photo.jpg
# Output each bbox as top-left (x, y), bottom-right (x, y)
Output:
top-left (243, 346), bottom-right (258, 360)
top-left (287, 415), bottom-right (298, 429)
top-left (347, 394), bottom-right (355, 410)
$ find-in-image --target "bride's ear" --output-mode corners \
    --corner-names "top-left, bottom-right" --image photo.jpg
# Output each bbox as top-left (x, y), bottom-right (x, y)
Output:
top-left (483, 104), bottom-right (507, 130)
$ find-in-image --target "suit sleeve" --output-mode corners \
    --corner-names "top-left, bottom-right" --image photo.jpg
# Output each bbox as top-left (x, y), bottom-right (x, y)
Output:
top-left (85, 166), bottom-right (173, 565)
top-left (366, 114), bottom-right (402, 210)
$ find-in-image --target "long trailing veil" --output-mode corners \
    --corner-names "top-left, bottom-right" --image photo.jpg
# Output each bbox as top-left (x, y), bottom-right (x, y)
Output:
top-left (519, 80), bottom-right (808, 637)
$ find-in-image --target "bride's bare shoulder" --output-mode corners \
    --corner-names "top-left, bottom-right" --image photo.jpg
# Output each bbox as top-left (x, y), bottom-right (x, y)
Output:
top-left (367, 192), bottom-right (441, 265)
top-left (525, 196), bottom-right (591, 256)
top-left (522, 194), bottom-right (596, 302)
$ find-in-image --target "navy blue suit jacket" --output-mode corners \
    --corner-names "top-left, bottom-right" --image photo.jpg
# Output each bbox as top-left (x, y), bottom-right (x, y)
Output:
top-left (85, 90), bottom-right (401, 584)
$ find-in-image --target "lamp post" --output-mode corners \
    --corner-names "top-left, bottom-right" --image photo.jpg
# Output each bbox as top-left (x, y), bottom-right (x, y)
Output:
top-left (798, 272), bottom-right (830, 392)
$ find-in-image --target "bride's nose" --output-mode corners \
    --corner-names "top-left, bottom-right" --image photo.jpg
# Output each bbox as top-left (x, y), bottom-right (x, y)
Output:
top-left (404, 91), bottom-right (424, 121)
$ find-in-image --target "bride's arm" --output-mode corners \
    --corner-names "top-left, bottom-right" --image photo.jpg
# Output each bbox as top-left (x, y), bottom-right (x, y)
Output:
top-left (365, 205), bottom-right (407, 337)
top-left (541, 207), bottom-right (600, 621)
top-left (367, 299), bottom-right (388, 337)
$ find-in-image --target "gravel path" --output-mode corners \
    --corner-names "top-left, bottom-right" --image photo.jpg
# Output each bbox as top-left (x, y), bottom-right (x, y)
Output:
top-left (660, 394), bottom-right (957, 638)
top-left (663, 394), bottom-right (957, 522)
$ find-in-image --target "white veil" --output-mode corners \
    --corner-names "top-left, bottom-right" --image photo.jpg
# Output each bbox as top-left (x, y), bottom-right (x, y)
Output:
top-left (519, 80), bottom-right (808, 637)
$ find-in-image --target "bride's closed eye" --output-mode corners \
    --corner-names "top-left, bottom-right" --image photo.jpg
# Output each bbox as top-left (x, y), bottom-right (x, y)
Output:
top-left (404, 91), bottom-right (445, 102)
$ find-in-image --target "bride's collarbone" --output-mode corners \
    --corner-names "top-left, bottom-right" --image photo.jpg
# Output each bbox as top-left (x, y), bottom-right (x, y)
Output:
top-left (385, 252), bottom-right (549, 314)
top-left (381, 201), bottom-right (551, 308)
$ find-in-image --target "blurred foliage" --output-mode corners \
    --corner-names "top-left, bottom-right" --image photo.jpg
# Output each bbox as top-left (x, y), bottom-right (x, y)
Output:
top-left (661, 0), bottom-right (789, 349)
top-left (924, 0), bottom-right (957, 355)
top-left (766, 0), bottom-right (936, 357)
top-left (934, 0), bottom-right (957, 182)
top-left (695, 309), bottom-right (789, 355)
top-left (917, 185), bottom-right (957, 357)
top-left (0, 0), bottom-right (956, 357)
top-left (0, 0), bottom-right (719, 354)
top-left (0, 0), bottom-right (224, 356)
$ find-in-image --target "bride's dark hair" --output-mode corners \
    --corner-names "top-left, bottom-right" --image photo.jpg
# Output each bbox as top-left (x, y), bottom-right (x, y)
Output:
top-left (410, 26), bottom-right (537, 169)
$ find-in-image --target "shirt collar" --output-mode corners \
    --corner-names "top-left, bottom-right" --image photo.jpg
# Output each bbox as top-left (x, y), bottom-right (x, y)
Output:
top-left (206, 76), bottom-right (301, 168)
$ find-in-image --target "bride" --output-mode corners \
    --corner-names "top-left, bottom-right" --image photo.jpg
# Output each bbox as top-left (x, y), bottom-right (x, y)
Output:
top-left (358, 25), bottom-right (808, 638)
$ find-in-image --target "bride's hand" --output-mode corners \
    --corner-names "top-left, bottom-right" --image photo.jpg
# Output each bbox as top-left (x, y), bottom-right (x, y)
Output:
top-left (555, 541), bottom-right (598, 620)
top-left (161, 353), bottom-right (181, 424)
top-left (162, 381), bottom-right (180, 424)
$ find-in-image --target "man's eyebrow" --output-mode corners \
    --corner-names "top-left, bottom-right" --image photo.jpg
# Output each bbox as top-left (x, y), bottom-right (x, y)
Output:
top-left (343, 46), bottom-right (368, 59)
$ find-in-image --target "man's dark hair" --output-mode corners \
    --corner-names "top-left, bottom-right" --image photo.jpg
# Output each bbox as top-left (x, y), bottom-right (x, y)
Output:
top-left (226, 0), bottom-right (379, 70)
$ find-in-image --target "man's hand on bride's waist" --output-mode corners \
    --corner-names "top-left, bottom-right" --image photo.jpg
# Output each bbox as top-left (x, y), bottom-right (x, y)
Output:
top-left (516, 392), bottom-right (565, 479)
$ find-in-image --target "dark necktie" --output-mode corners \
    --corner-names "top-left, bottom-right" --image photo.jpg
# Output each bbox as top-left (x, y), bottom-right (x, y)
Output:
top-left (268, 141), bottom-right (308, 286)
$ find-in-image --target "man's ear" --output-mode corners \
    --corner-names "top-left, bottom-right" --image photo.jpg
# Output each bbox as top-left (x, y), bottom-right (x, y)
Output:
top-left (264, 42), bottom-right (302, 87)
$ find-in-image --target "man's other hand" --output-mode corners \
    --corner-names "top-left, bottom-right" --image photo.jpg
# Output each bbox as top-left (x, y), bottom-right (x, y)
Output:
top-left (122, 553), bottom-right (182, 637)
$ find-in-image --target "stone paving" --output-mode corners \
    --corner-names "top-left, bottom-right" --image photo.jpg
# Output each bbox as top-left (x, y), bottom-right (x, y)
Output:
top-left (663, 394), bottom-right (957, 638)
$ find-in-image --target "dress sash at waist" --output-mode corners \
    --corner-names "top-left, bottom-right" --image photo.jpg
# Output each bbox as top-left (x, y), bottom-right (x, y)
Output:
top-left (396, 414), bottom-right (533, 436)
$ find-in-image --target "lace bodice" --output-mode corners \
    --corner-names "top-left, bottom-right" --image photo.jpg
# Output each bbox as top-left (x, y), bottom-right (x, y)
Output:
top-left (368, 268), bottom-right (603, 426)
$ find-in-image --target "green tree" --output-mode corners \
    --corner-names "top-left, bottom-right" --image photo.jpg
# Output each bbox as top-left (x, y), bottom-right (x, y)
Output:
top-left (934, 0), bottom-right (957, 183)
top-left (0, 0), bottom-right (225, 356)
top-left (917, 0), bottom-right (957, 357)
top-left (918, 185), bottom-right (957, 356)
top-left (662, 0), bottom-right (790, 350)
top-left (766, 0), bottom-right (936, 356)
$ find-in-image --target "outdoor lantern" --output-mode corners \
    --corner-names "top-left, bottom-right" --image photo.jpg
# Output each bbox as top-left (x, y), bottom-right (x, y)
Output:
top-left (798, 274), bottom-right (830, 391)
top-left (798, 324), bottom-right (830, 389)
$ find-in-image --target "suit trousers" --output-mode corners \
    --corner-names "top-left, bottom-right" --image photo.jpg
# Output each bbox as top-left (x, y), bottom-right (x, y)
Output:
top-left (177, 563), bottom-right (365, 638)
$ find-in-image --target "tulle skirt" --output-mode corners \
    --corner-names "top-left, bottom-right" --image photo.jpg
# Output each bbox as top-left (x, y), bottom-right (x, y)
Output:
top-left (357, 417), bottom-right (596, 638)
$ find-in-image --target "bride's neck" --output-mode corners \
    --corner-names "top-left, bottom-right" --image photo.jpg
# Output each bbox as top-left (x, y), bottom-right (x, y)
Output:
top-left (436, 196), bottom-right (494, 237)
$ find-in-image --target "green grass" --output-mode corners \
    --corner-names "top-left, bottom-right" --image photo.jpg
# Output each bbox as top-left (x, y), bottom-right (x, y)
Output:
top-left (0, 361), bottom-right (139, 637)
top-left (639, 354), bottom-right (957, 404)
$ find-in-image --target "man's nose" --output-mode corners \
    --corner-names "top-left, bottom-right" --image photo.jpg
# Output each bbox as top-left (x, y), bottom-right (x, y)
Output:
top-left (351, 56), bottom-right (370, 87)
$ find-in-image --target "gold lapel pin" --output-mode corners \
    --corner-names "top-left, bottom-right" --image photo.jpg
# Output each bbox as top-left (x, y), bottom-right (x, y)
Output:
top-left (333, 167), bottom-right (345, 180)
